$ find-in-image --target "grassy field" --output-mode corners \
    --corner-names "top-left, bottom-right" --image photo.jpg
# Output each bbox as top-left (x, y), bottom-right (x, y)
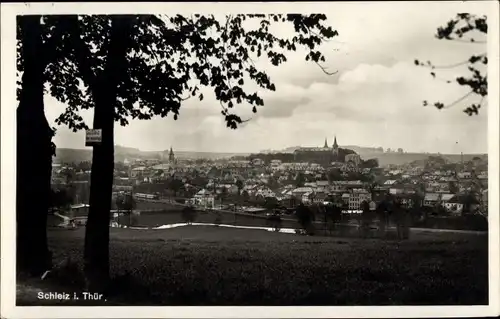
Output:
top-left (17, 225), bottom-right (488, 306)
top-left (118, 208), bottom-right (303, 229)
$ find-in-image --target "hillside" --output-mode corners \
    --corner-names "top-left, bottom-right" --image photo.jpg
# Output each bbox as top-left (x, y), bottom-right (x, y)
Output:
top-left (54, 146), bottom-right (161, 163)
top-left (54, 146), bottom-right (248, 163)
top-left (361, 152), bottom-right (487, 167)
top-left (54, 145), bottom-right (486, 166)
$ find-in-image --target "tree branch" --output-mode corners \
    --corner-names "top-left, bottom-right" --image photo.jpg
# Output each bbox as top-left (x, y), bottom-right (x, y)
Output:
top-left (443, 90), bottom-right (474, 109)
top-left (416, 53), bottom-right (486, 70)
top-left (66, 16), bottom-right (98, 94)
top-left (315, 61), bottom-right (338, 75)
top-left (446, 38), bottom-right (487, 44)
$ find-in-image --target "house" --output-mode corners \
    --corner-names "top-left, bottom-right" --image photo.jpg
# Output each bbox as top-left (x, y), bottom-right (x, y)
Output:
top-left (394, 194), bottom-right (416, 208)
top-left (315, 180), bottom-right (330, 191)
top-left (276, 189), bottom-right (293, 201)
top-left (368, 200), bottom-right (377, 211)
top-left (457, 171), bottom-right (472, 179)
top-left (243, 184), bottom-right (259, 195)
top-left (435, 182), bottom-right (450, 193)
top-left (255, 187), bottom-right (276, 199)
top-left (345, 154), bottom-right (362, 166)
top-left (312, 192), bottom-right (327, 204)
top-left (383, 180), bottom-right (398, 187)
top-left (341, 193), bottom-right (350, 206)
top-left (292, 187), bottom-right (314, 198)
top-left (252, 158), bottom-right (265, 166)
top-left (423, 193), bottom-right (440, 207)
top-left (389, 185), bottom-right (405, 195)
top-left (348, 189), bottom-right (371, 210)
top-left (270, 161), bottom-right (282, 172)
top-left (130, 166), bottom-right (148, 178)
top-left (113, 185), bottom-right (133, 193)
top-left (217, 184), bottom-right (239, 195)
top-left (440, 193), bottom-right (456, 212)
top-left (330, 183), bottom-right (347, 193)
top-left (301, 192), bottom-right (314, 204)
top-left (192, 189), bottom-right (215, 208)
top-left (344, 180), bottom-right (363, 189)
top-left (477, 171), bottom-right (488, 180)
top-left (447, 194), bottom-right (480, 215)
top-left (68, 204), bottom-right (90, 218)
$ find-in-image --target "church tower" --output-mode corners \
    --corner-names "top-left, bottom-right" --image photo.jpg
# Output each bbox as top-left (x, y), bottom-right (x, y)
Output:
top-left (332, 135), bottom-right (339, 157)
top-left (324, 137), bottom-right (328, 148)
top-left (168, 146), bottom-right (175, 163)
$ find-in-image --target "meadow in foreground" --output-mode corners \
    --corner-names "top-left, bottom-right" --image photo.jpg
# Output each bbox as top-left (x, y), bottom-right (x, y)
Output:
top-left (17, 226), bottom-right (488, 306)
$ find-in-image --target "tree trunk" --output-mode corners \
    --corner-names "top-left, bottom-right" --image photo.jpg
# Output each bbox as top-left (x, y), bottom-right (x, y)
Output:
top-left (83, 16), bottom-right (133, 291)
top-left (17, 15), bottom-right (54, 277)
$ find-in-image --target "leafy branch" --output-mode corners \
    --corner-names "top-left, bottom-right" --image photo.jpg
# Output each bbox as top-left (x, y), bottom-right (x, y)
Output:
top-left (17, 14), bottom-right (340, 131)
top-left (415, 13), bottom-right (487, 115)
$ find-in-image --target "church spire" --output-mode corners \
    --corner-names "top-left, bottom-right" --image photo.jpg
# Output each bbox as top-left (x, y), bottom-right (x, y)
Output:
top-left (332, 135), bottom-right (339, 157)
top-left (324, 137), bottom-right (328, 148)
top-left (168, 146), bottom-right (175, 163)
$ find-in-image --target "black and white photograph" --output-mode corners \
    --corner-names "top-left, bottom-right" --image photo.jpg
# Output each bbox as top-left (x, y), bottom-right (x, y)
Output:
top-left (1, 1), bottom-right (499, 318)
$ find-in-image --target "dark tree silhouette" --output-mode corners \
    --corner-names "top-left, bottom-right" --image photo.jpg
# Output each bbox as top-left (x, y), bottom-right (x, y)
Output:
top-left (266, 213), bottom-right (282, 232)
top-left (16, 16), bottom-right (57, 277)
top-left (327, 168), bottom-right (342, 182)
top-left (181, 205), bottom-right (198, 225)
top-left (167, 178), bottom-right (184, 197)
top-left (296, 203), bottom-right (315, 235)
top-left (263, 196), bottom-right (279, 210)
top-left (449, 181), bottom-right (459, 194)
top-left (295, 172), bottom-right (306, 187)
top-left (415, 13), bottom-right (487, 115)
top-left (218, 186), bottom-right (229, 205)
top-left (324, 203), bottom-right (342, 235)
top-left (235, 179), bottom-right (244, 196)
top-left (115, 193), bottom-right (136, 214)
top-left (27, 14), bottom-right (338, 289)
top-left (360, 200), bottom-right (372, 238)
top-left (49, 188), bottom-right (73, 214)
top-left (360, 158), bottom-right (379, 169)
top-left (115, 193), bottom-right (137, 226)
top-left (267, 175), bottom-right (280, 190)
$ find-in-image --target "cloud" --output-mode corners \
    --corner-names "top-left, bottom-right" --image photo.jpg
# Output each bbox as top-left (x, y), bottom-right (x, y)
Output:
top-left (43, 1), bottom-right (490, 154)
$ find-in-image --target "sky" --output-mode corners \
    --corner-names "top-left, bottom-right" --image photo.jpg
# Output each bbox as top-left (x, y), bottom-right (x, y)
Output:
top-left (42, 1), bottom-right (490, 154)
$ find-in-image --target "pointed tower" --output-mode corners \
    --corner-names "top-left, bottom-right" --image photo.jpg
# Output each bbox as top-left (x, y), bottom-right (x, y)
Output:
top-left (324, 137), bottom-right (328, 148)
top-left (332, 135), bottom-right (339, 154)
top-left (168, 146), bottom-right (175, 163)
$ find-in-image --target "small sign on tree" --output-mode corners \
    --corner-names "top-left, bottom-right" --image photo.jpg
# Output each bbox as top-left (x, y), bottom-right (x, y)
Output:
top-left (85, 129), bottom-right (102, 147)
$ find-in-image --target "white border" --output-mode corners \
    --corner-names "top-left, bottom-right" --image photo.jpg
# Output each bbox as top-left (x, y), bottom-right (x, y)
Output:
top-left (1, 2), bottom-right (499, 318)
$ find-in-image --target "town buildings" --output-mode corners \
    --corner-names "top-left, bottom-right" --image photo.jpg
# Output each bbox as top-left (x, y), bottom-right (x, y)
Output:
top-left (51, 144), bottom-right (488, 219)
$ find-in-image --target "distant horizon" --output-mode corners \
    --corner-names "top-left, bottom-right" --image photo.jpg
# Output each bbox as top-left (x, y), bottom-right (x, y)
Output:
top-left (55, 144), bottom-right (487, 156)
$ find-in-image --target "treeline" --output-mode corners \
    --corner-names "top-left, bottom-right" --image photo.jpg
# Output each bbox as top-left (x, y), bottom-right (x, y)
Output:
top-left (243, 148), bottom-right (380, 167)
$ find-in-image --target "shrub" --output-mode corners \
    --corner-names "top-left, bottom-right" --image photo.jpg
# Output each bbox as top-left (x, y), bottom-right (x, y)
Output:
top-left (266, 214), bottom-right (282, 232)
top-left (130, 212), bottom-right (140, 226)
top-left (296, 204), bottom-right (315, 235)
top-left (181, 206), bottom-right (198, 225)
top-left (305, 223), bottom-right (316, 236)
top-left (214, 214), bottom-right (222, 226)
